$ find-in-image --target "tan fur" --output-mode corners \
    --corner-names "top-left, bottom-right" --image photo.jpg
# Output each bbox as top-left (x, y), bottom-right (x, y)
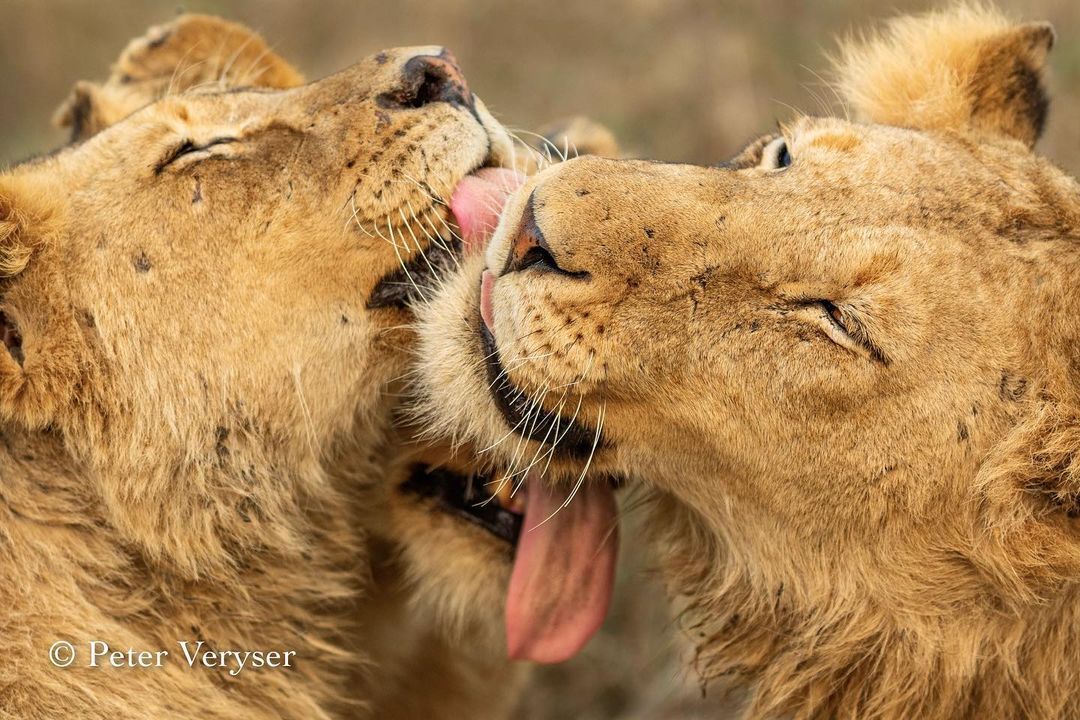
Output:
top-left (415, 6), bottom-right (1080, 718)
top-left (0, 29), bottom-right (531, 717)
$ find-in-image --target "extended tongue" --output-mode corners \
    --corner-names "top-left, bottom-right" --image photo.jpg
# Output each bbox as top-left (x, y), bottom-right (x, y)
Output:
top-left (505, 473), bottom-right (618, 663)
top-left (449, 167), bottom-right (525, 256)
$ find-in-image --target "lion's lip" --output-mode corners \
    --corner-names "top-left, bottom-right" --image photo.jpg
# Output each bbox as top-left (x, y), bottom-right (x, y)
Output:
top-left (366, 232), bottom-right (462, 310)
top-left (479, 321), bottom-right (604, 459)
top-left (399, 463), bottom-right (523, 544)
top-left (367, 161), bottom-right (521, 311)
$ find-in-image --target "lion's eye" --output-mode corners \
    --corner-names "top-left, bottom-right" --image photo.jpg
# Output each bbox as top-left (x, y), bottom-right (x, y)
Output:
top-left (761, 137), bottom-right (792, 170)
top-left (156, 137), bottom-right (238, 174)
top-left (817, 300), bottom-right (887, 364)
top-left (821, 301), bottom-right (848, 334)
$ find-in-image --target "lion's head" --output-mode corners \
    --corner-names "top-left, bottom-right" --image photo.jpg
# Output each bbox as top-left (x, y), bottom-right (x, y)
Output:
top-left (15, 20), bottom-right (623, 698)
top-left (415, 6), bottom-right (1080, 717)
top-left (2, 33), bottom-right (522, 581)
top-left (0, 16), bottom-right (583, 718)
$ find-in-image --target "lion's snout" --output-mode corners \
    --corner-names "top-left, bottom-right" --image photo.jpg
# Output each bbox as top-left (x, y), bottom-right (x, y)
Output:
top-left (375, 47), bottom-right (474, 113)
top-left (501, 189), bottom-right (589, 278)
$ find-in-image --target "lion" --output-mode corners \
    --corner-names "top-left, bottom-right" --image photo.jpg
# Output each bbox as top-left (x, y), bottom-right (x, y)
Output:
top-left (0, 16), bottom-right (543, 718)
top-left (412, 5), bottom-right (1080, 718)
top-left (51, 15), bottom-right (623, 719)
top-left (31, 16), bottom-right (630, 720)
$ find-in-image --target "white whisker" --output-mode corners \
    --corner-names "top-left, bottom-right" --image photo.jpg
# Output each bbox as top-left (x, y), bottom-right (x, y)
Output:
top-left (529, 403), bottom-right (605, 531)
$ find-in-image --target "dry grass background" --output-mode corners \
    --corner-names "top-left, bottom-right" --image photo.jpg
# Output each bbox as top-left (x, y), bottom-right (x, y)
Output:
top-left (2, 1), bottom-right (1078, 717)
top-left (3, 0), bottom-right (1079, 171)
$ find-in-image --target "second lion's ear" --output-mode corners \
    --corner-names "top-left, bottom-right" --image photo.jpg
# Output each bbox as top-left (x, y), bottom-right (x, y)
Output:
top-left (54, 14), bottom-right (305, 143)
top-left (538, 117), bottom-right (620, 159)
top-left (965, 21), bottom-right (1054, 146)
top-left (107, 14), bottom-right (305, 92)
top-left (835, 7), bottom-right (1055, 147)
top-left (511, 117), bottom-right (621, 175)
top-left (53, 81), bottom-right (110, 143)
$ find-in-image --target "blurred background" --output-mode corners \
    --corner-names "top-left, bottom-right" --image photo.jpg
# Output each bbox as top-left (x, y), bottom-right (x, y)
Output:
top-left (2, 1), bottom-right (1077, 718)
top-left (2, 0), bottom-right (1078, 172)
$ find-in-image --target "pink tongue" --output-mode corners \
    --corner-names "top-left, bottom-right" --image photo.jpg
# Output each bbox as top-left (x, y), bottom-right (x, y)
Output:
top-left (506, 474), bottom-right (619, 663)
top-left (449, 167), bottom-right (526, 256)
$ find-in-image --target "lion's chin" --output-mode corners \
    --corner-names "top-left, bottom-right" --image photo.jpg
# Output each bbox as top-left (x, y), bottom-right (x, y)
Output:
top-left (409, 247), bottom-right (625, 664)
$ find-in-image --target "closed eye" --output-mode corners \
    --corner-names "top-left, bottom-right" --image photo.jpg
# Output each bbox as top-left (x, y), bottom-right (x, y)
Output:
top-left (817, 300), bottom-right (888, 365)
top-left (156, 137), bottom-right (238, 174)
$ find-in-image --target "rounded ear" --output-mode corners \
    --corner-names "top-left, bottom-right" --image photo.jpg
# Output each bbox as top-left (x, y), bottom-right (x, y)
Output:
top-left (0, 175), bottom-right (83, 429)
top-left (54, 13), bottom-right (305, 143)
top-left (835, 7), bottom-right (1055, 147)
top-left (510, 116), bottom-right (621, 174)
top-left (109, 14), bottom-right (305, 91)
top-left (967, 21), bottom-right (1054, 145)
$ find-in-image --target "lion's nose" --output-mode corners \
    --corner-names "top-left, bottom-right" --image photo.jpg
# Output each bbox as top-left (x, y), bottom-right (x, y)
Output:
top-left (503, 191), bottom-right (588, 278)
top-left (387, 49), bottom-right (472, 110)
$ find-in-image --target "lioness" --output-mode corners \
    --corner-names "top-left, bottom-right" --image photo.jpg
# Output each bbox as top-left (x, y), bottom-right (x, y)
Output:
top-left (30, 16), bottom-right (640, 718)
top-left (415, 6), bottom-right (1080, 718)
top-left (0, 25), bottom-right (539, 717)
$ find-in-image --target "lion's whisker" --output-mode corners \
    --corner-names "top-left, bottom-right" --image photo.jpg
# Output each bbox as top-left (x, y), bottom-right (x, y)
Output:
top-left (528, 403), bottom-right (604, 530)
top-left (398, 207), bottom-right (443, 293)
top-left (386, 216), bottom-right (424, 300)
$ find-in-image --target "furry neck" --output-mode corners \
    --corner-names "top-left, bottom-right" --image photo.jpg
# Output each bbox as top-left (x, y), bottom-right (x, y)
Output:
top-left (652, 493), bottom-right (1080, 719)
top-left (0, 423), bottom-right (367, 595)
top-left (0, 426), bottom-right (367, 717)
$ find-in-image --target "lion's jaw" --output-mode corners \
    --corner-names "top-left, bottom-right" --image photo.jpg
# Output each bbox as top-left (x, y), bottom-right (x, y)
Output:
top-left (415, 111), bottom-right (1080, 716)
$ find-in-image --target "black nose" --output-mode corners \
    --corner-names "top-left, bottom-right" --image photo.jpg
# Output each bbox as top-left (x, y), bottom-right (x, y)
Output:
top-left (382, 50), bottom-right (472, 110)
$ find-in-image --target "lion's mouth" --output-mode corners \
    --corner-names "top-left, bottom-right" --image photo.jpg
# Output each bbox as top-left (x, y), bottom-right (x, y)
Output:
top-left (399, 455), bottom-right (620, 667)
top-left (366, 234), bottom-right (462, 310)
top-left (447, 166), bottom-right (526, 255)
top-left (401, 161), bottom-right (619, 665)
top-left (367, 161), bottom-right (523, 310)
top-left (400, 463), bottom-right (524, 545)
top-left (469, 280), bottom-right (620, 666)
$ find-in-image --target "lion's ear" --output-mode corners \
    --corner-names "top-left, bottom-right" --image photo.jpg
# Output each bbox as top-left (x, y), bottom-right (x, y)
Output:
top-left (835, 7), bottom-right (1055, 147)
top-left (0, 175), bottom-right (82, 429)
top-left (109, 14), bottom-right (304, 91)
top-left (513, 117), bottom-right (621, 174)
top-left (538, 117), bottom-right (620, 159)
top-left (54, 14), bottom-right (304, 143)
top-left (53, 81), bottom-right (115, 143)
